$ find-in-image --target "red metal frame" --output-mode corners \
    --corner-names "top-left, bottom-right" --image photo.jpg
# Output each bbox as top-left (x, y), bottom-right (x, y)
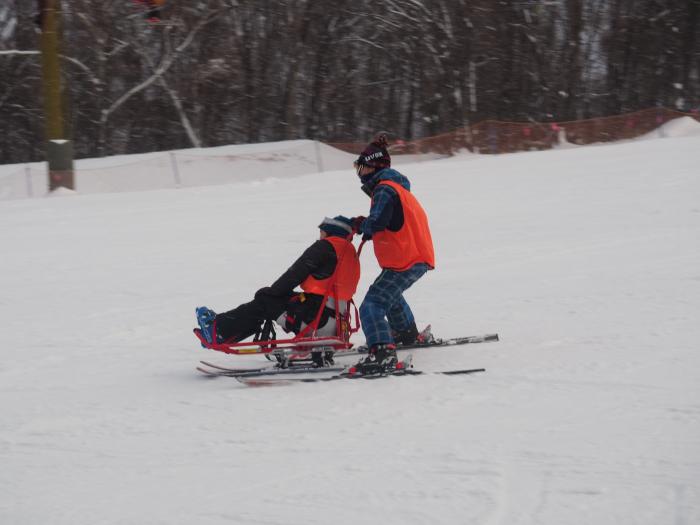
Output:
top-left (195, 302), bottom-right (359, 356)
top-left (196, 334), bottom-right (352, 356)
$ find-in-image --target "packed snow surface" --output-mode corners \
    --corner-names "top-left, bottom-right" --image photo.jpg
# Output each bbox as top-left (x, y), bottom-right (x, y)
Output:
top-left (1, 135), bottom-right (699, 524)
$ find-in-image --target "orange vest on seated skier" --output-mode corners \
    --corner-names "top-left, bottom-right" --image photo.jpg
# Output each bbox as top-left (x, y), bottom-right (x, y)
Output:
top-left (372, 179), bottom-right (435, 272)
top-left (300, 236), bottom-right (360, 301)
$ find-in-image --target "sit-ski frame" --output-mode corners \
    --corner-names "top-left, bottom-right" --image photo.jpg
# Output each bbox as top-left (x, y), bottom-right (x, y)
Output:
top-left (196, 241), bottom-right (364, 362)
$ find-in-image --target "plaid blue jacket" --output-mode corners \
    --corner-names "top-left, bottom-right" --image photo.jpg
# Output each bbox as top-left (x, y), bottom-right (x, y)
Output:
top-left (362, 169), bottom-right (412, 237)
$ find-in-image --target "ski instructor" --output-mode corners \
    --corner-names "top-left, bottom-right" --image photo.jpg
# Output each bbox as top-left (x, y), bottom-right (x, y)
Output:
top-left (351, 133), bottom-right (435, 374)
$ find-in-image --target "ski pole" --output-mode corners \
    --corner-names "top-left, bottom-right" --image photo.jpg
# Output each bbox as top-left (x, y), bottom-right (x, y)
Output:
top-left (357, 239), bottom-right (366, 257)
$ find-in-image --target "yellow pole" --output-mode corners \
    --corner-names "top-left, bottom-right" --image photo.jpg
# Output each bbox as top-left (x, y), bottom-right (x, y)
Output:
top-left (39, 0), bottom-right (74, 191)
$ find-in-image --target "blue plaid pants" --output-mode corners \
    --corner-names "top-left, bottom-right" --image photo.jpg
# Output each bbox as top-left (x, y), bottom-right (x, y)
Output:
top-left (359, 263), bottom-right (430, 347)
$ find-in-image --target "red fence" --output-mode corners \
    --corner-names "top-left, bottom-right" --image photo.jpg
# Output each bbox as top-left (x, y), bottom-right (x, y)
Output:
top-left (329, 108), bottom-right (700, 156)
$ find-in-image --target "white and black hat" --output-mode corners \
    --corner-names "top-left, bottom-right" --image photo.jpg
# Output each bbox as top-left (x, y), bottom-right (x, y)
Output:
top-left (318, 216), bottom-right (353, 237)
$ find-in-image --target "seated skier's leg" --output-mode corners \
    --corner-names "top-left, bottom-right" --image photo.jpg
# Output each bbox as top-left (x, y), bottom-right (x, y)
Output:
top-left (212, 300), bottom-right (268, 343)
top-left (276, 294), bottom-right (305, 334)
top-left (278, 293), bottom-right (335, 335)
top-left (204, 289), bottom-right (292, 344)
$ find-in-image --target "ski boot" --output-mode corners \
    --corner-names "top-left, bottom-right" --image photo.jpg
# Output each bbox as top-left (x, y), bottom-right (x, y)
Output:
top-left (195, 306), bottom-right (217, 346)
top-left (392, 323), bottom-right (435, 346)
top-left (392, 322), bottom-right (419, 346)
top-left (350, 343), bottom-right (398, 376)
top-left (415, 325), bottom-right (435, 345)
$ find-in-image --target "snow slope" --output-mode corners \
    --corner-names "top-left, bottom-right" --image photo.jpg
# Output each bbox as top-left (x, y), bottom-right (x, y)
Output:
top-left (1, 135), bottom-right (699, 525)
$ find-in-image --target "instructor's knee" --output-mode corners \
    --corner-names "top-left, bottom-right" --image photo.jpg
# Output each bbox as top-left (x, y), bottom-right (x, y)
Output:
top-left (360, 299), bottom-right (383, 319)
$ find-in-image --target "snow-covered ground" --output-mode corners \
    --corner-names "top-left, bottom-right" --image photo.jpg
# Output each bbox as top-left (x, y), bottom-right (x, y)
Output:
top-left (1, 126), bottom-right (699, 524)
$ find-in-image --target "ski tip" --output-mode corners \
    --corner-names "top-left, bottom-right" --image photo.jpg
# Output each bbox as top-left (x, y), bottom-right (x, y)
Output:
top-left (196, 366), bottom-right (218, 377)
top-left (440, 368), bottom-right (486, 376)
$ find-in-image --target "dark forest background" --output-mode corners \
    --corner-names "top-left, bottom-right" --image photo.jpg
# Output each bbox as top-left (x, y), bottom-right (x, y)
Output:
top-left (1, 0), bottom-right (698, 164)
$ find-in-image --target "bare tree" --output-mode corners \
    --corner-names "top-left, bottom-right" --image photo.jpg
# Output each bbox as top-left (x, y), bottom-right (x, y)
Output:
top-left (1, 0), bottom-right (698, 164)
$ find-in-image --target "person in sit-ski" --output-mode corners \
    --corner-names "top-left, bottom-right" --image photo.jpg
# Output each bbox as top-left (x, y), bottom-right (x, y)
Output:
top-left (350, 133), bottom-right (435, 374)
top-left (195, 216), bottom-right (360, 365)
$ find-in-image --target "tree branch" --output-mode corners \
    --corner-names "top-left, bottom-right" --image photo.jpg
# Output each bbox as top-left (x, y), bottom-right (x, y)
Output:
top-left (100, 9), bottom-right (224, 126)
top-left (0, 49), bottom-right (101, 84)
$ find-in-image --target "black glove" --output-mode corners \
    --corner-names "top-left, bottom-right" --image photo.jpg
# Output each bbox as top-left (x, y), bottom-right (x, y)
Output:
top-left (351, 216), bottom-right (366, 234)
top-left (362, 232), bottom-right (373, 241)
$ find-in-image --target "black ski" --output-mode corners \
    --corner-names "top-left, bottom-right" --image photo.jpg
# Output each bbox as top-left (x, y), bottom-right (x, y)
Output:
top-left (235, 354), bottom-right (485, 385)
top-left (196, 330), bottom-right (497, 378)
top-left (346, 332), bottom-right (499, 356)
top-left (197, 363), bottom-right (348, 378)
top-left (198, 359), bottom-right (323, 375)
top-left (198, 360), bottom-right (270, 374)
top-left (236, 367), bottom-right (486, 386)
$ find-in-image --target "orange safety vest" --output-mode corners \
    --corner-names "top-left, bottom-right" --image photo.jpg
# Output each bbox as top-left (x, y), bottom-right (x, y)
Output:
top-left (372, 180), bottom-right (435, 271)
top-left (300, 236), bottom-right (360, 301)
